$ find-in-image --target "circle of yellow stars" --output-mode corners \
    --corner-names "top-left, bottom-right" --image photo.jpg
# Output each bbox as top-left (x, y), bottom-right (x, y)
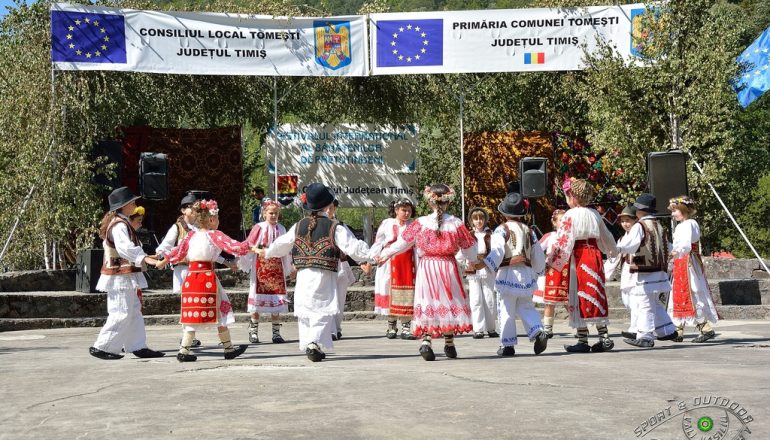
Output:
top-left (389, 23), bottom-right (429, 63)
top-left (65, 16), bottom-right (110, 59)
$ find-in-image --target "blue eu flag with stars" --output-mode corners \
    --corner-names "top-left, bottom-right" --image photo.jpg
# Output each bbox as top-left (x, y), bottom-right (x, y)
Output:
top-left (735, 25), bottom-right (770, 108)
top-left (376, 19), bottom-right (443, 68)
top-left (51, 10), bottom-right (126, 64)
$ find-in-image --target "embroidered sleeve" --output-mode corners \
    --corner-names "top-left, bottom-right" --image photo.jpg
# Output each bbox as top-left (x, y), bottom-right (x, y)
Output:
top-left (548, 215), bottom-right (574, 270)
top-left (209, 230), bottom-right (251, 256)
top-left (368, 220), bottom-right (389, 259)
top-left (166, 230), bottom-right (194, 265)
top-left (483, 225), bottom-right (507, 272)
top-left (456, 224), bottom-right (477, 250)
top-left (155, 224), bottom-right (178, 257)
top-left (401, 220), bottom-right (422, 243)
top-left (264, 225), bottom-right (296, 259)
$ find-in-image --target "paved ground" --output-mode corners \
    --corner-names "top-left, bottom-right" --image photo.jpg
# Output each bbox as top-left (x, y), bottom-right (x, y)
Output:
top-left (0, 320), bottom-right (768, 440)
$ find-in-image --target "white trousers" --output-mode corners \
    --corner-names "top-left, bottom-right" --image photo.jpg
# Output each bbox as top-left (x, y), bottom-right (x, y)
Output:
top-left (172, 264), bottom-right (188, 293)
top-left (498, 294), bottom-right (543, 347)
top-left (298, 314), bottom-right (334, 351)
top-left (469, 276), bottom-right (497, 333)
top-left (629, 292), bottom-right (676, 340)
top-left (93, 288), bottom-right (147, 354)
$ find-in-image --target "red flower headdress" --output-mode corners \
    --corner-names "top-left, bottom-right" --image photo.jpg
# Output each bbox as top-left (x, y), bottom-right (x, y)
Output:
top-left (199, 199), bottom-right (219, 216)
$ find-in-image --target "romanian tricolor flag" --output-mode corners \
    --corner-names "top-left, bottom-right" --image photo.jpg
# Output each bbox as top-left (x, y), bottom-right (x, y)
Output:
top-left (524, 52), bottom-right (545, 65)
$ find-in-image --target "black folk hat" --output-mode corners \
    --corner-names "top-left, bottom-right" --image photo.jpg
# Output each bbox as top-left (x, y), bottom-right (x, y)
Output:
top-left (108, 186), bottom-right (141, 212)
top-left (305, 183), bottom-right (336, 211)
top-left (498, 192), bottom-right (527, 217)
top-left (179, 193), bottom-right (197, 209)
top-left (633, 193), bottom-right (657, 213)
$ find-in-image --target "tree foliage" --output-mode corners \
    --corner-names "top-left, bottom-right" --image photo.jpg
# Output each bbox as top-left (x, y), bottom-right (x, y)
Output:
top-left (1, 0), bottom-right (769, 270)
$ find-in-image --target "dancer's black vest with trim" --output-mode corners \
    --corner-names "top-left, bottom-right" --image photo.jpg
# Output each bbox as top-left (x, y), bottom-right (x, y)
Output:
top-left (101, 217), bottom-right (143, 275)
top-left (627, 219), bottom-right (667, 273)
top-left (292, 217), bottom-right (340, 272)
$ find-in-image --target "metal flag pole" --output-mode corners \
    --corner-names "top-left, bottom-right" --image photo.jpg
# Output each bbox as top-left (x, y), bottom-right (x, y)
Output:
top-left (687, 151), bottom-right (770, 277)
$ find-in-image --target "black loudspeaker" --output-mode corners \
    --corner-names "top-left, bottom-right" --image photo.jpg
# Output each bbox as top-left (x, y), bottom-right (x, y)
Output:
top-left (647, 150), bottom-right (688, 212)
top-left (187, 189), bottom-right (213, 201)
top-left (76, 249), bottom-right (104, 293)
top-left (139, 152), bottom-right (169, 200)
top-left (92, 140), bottom-right (123, 191)
top-left (519, 157), bottom-right (548, 198)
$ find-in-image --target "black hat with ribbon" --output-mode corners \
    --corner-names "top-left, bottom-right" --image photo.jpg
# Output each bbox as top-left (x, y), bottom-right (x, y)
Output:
top-left (304, 183), bottom-right (336, 211)
top-left (498, 192), bottom-right (527, 217)
top-left (633, 193), bottom-right (657, 213)
top-left (108, 187), bottom-right (141, 212)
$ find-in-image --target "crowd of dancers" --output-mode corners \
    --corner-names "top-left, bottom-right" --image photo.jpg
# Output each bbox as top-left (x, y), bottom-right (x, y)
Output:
top-left (88, 178), bottom-right (718, 362)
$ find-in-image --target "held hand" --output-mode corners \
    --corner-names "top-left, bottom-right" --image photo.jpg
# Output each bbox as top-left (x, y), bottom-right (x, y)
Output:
top-left (151, 257), bottom-right (167, 269)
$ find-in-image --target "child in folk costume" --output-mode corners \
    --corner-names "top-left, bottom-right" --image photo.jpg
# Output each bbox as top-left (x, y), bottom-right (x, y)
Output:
top-left (548, 179), bottom-right (618, 353)
top-left (461, 207), bottom-right (498, 339)
top-left (668, 196), bottom-right (718, 343)
top-left (533, 209), bottom-right (568, 338)
top-left (240, 198), bottom-right (292, 344)
top-left (159, 200), bottom-right (251, 362)
top-left (603, 205), bottom-right (639, 333)
top-left (377, 184), bottom-right (477, 361)
top-left (255, 183), bottom-right (372, 362)
top-left (155, 193), bottom-right (233, 348)
top-left (483, 192), bottom-right (549, 357)
top-left (129, 206), bottom-right (145, 232)
top-left (607, 198), bottom-right (678, 348)
top-left (89, 187), bottom-right (164, 360)
top-left (329, 200), bottom-right (371, 340)
top-left (370, 198), bottom-right (418, 340)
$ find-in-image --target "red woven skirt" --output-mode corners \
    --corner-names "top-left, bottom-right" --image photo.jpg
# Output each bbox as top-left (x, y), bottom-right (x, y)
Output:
top-left (180, 261), bottom-right (219, 325)
top-left (573, 239), bottom-right (608, 321)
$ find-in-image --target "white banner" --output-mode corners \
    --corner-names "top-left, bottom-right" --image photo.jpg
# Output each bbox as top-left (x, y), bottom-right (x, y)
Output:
top-left (267, 124), bottom-right (419, 207)
top-left (370, 4), bottom-right (646, 74)
top-left (50, 3), bottom-right (368, 76)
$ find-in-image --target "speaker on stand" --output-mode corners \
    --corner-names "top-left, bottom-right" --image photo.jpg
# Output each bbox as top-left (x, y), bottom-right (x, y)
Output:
top-left (647, 150), bottom-right (689, 216)
top-left (518, 157), bottom-right (548, 238)
top-left (139, 152), bottom-right (169, 242)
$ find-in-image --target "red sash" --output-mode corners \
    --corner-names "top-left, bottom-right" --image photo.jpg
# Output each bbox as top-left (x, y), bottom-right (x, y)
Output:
top-left (180, 261), bottom-right (219, 325)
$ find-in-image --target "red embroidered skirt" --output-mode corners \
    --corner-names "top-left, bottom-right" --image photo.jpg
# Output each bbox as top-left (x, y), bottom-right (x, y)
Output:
top-left (671, 256), bottom-right (696, 320)
top-left (389, 248), bottom-right (416, 317)
top-left (573, 239), bottom-right (608, 321)
top-left (543, 266), bottom-right (569, 303)
top-left (180, 261), bottom-right (219, 325)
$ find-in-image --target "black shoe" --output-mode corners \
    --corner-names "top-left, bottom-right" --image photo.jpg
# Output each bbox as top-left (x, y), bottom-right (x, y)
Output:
top-left (487, 331), bottom-right (499, 338)
top-left (176, 352), bottom-right (197, 362)
top-left (692, 330), bottom-right (715, 343)
top-left (444, 344), bottom-right (457, 359)
top-left (272, 334), bottom-right (285, 344)
top-left (89, 347), bottom-right (124, 360)
top-left (673, 334), bottom-right (684, 342)
top-left (624, 338), bottom-right (654, 348)
top-left (621, 331), bottom-right (637, 339)
top-left (132, 348), bottom-right (165, 358)
top-left (224, 344), bottom-right (248, 360)
top-left (400, 330), bottom-right (416, 340)
top-left (248, 326), bottom-right (259, 344)
top-left (564, 342), bottom-right (591, 353)
top-left (497, 346), bottom-right (515, 357)
top-left (533, 331), bottom-right (548, 355)
top-left (419, 344), bottom-right (435, 361)
top-left (386, 329), bottom-right (398, 339)
top-left (591, 338), bottom-right (615, 353)
top-left (544, 330), bottom-right (554, 339)
top-left (331, 332), bottom-right (338, 341)
top-left (657, 332), bottom-right (679, 341)
top-left (336, 331), bottom-right (342, 341)
top-left (472, 332), bottom-right (485, 339)
top-left (306, 343), bottom-right (324, 362)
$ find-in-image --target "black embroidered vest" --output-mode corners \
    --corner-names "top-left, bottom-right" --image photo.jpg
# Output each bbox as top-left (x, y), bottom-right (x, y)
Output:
top-left (628, 219), bottom-right (667, 273)
top-left (292, 217), bottom-right (340, 272)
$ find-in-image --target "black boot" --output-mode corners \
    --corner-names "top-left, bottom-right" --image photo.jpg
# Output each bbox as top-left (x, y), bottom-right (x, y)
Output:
top-left (533, 331), bottom-right (548, 355)
top-left (419, 343), bottom-right (435, 361)
top-left (564, 342), bottom-right (591, 353)
top-left (497, 346), bottom-right (515, 357)
top-left (176, 352), bottom-right (197, 362)
top-left (89, 347), bottom-right (124, 360)
top-left (224, 344), bottom-right (248, 360)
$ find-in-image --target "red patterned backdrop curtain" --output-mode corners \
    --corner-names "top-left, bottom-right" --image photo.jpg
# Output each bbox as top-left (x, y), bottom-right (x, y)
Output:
top-left (120, 126), bottom-right (243, 239)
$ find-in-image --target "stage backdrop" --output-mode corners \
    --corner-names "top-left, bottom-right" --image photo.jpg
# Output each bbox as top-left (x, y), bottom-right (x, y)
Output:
top-left (121, 126), bottom-right (243, 239)
top-left (266, 123), bottom-right (418, 207)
